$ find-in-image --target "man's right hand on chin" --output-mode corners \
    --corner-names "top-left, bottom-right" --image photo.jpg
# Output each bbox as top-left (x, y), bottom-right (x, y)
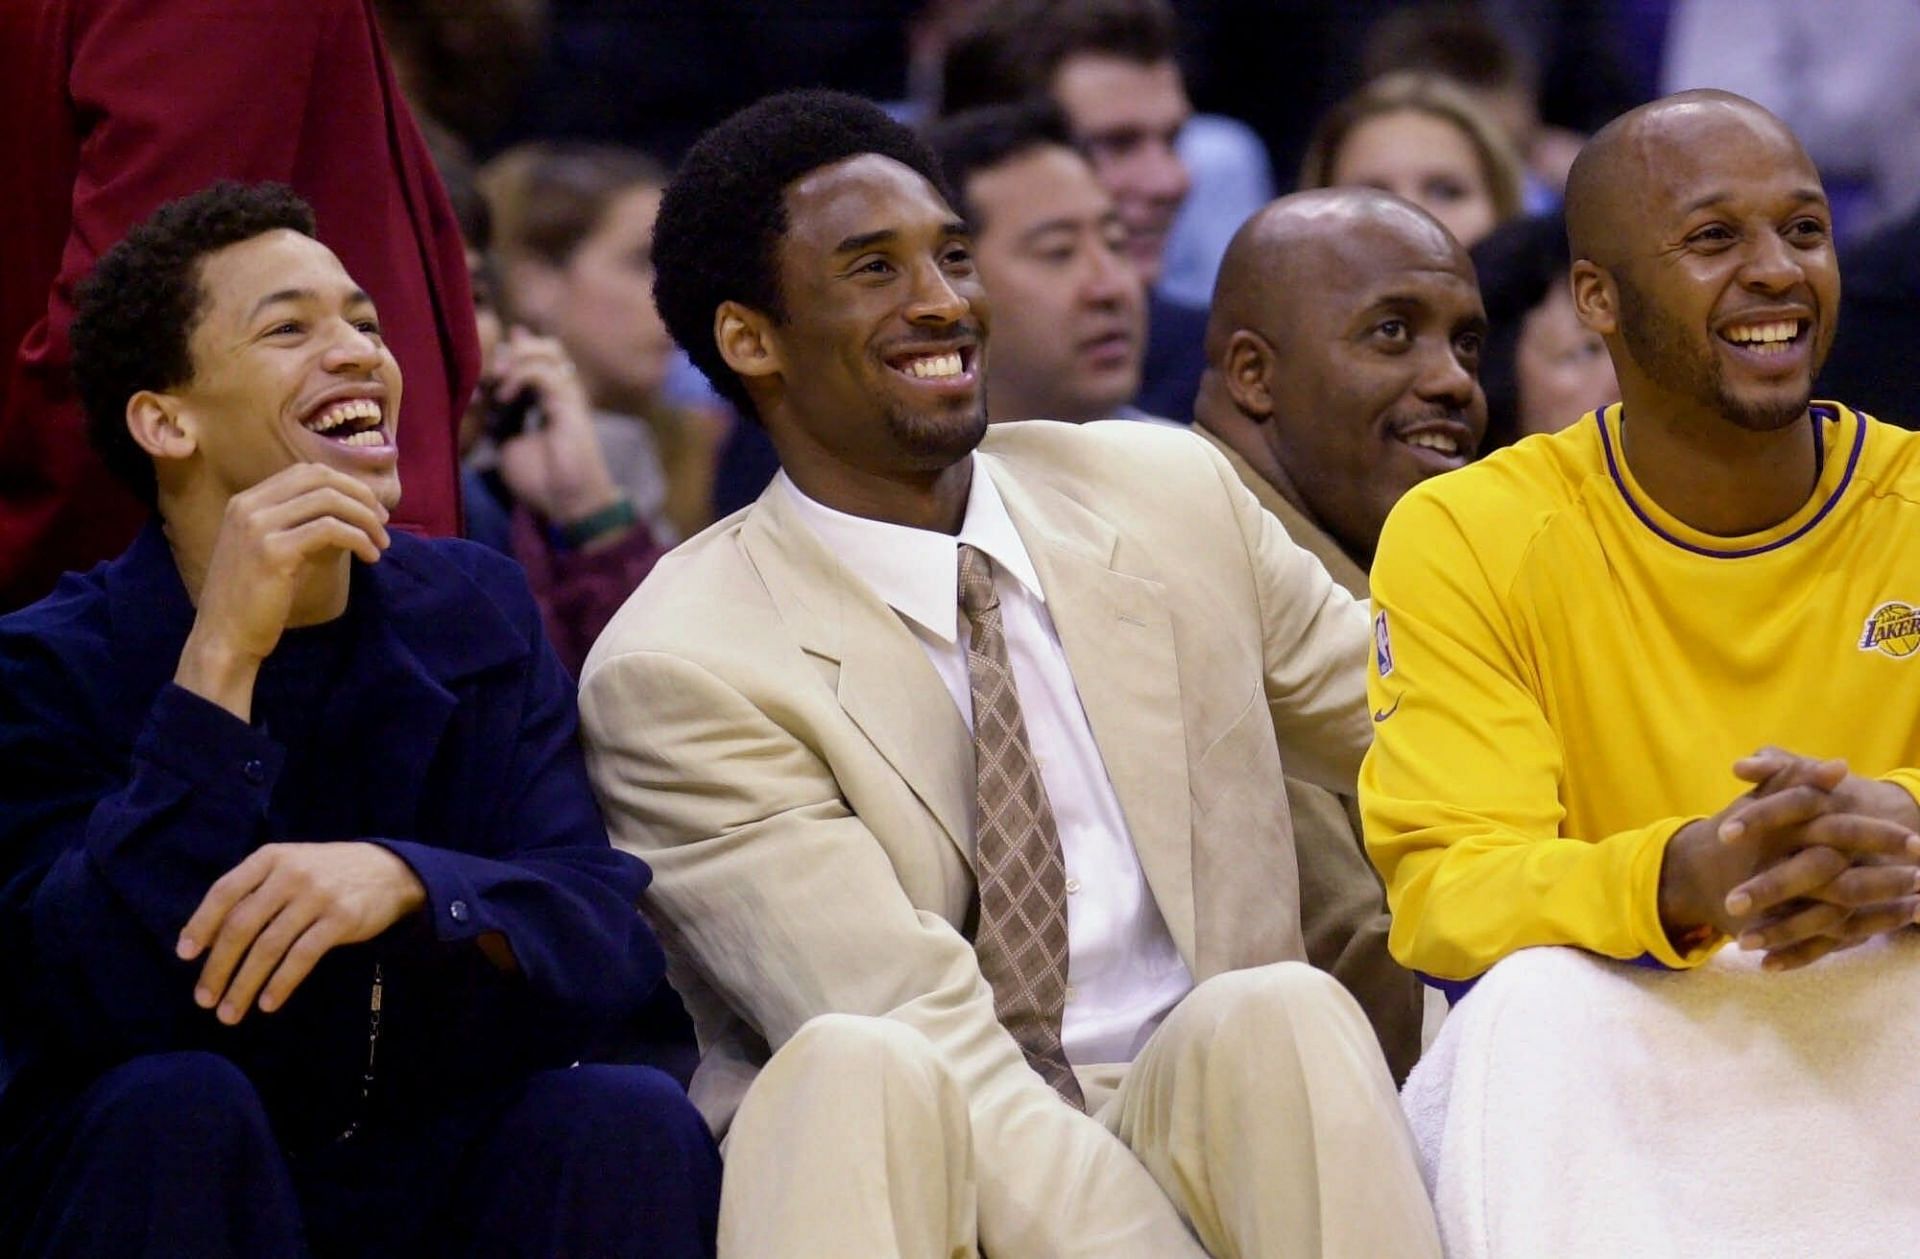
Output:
top-left (173, 463), bottom-right (390, 721)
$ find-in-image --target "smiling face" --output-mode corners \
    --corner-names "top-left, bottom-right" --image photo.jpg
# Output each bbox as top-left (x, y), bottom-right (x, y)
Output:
top-left (745, 153), bottom-right (990, 487)
top-left (968, 143), bottom-right (1144, 423)
top-left (166, 229), bottom-right (404, 509)
top-left (1258, 212), bottom-right (1488, 561)
top-left (1331, 109), bottom-right (1500, 249)
top-left (543, 184), bottom-right (675, 412)
top-left (1049, 53), bottom-right (1192, 283)
top-left (1588, 105), bottom-right (1838, 435)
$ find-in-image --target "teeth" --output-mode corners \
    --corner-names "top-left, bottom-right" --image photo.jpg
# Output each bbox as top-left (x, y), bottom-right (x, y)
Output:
top-left (900, 352), bottom-right (963, 379)
top-left (1402, 431), bottom-right (1460, 455)
top-left (339, 429), bottom-right (388, 448)
top-left (1723, 320), bottom-right (1800, 345)
top-left (304, 398), bottom-right (382, 434)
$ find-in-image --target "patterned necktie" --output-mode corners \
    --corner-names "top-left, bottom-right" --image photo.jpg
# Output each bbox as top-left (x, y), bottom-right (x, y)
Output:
top-left (956, 543), bottom-right (1084, 1108)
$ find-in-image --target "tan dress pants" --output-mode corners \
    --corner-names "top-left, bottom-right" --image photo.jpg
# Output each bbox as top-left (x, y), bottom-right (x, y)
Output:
top-left (718, 962), bottom-right (1442, 1258)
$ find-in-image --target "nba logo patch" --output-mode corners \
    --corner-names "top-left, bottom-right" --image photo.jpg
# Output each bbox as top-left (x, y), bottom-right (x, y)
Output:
top-left (1374, 611), bottom-right (1395, 677)
top-left (1860, 601), bottom-right (1920, 658)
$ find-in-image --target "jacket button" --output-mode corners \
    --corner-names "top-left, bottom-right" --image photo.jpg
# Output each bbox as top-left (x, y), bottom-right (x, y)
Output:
top-left (449, 899), bottom-right (470, 923)
top-left (241, 759), bottom-right (265, 785)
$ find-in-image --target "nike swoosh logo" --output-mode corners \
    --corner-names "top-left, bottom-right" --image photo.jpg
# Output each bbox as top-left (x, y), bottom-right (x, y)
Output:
top-left (1372, 696), bottom-right (1402, 723)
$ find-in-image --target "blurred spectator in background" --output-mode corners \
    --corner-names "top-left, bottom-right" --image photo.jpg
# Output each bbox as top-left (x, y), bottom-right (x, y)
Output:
top-left (482, 144), bottom-right (722, 543)
top-left (1663, 0), bottom-right (1920, 239)
top-left (1819, 203), bottom-right (1920, 429)
top-left (1182, 1), bottom-right (1643, 201)
top-left (902, 0), bottom-right (1271, 315)
top-left (1361, 2), bottom-right (1589, 204)
top-left (942, 0), bottom-right (1216, 421)
top-left (1300, 73), bottom-right (1524, 251)
top-left (1471, 212), bottom-right (1618, 449)
top-left (926, 102), bottom-right (1150, 424)
top-left (0, 0), bottom-right (477, 612)
top-left (432, 143), bottom-right (672, 682)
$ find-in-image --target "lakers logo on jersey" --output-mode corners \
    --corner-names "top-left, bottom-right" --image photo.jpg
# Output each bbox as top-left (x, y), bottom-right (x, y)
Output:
top-left (1859, 601), bottom-right (1920, 657)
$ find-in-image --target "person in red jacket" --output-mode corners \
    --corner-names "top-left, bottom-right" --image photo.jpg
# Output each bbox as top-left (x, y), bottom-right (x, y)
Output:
top-left (0, 0), bottom-right (479, 610)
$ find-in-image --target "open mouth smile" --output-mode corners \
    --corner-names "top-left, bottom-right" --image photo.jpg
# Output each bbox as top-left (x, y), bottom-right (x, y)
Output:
top-left (301, 397), bottom-right (391, 448)
top-left (1718, 317), bottom-right (1810, 361)
top-left (1390, 419), bottom-right (1475, 472)
top-left (884, 345), bottom-right (979, 393)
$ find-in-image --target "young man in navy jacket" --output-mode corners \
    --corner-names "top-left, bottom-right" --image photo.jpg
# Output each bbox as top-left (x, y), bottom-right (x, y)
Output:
top-left (0, 182), bottom-right (719, 1259)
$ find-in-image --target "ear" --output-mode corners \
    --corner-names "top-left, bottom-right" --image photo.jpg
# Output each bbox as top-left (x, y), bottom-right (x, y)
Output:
top-left (715, 300), bottom-right (782, 383)
top-left (125, 391), bottom-right (197, 463)
top-left (1569, 260), bottom-right (1618, 337)
top-left (1222, 329), bottom-right (1276, 420)
top-left (503, 256), bottom-right (564, 330)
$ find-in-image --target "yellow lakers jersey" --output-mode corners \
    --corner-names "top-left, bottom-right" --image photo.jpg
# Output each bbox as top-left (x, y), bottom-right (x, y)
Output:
top-left (1361, 401), bottom-right (1920, 980)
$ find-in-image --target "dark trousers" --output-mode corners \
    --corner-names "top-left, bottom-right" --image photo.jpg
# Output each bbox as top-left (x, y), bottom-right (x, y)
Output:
top-left (0, 1051), bottom-right (720, 1258)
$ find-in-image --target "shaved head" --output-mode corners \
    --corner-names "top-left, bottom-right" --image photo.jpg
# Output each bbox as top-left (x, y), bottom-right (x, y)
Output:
top-left (1562, 90), bottom-right (1836, 437)
top-left (1207, 187), bottom-right (1464, 361)
top-left (1197, 186), bottom-right (1487, 564)
top-left (1565, 90), bottom-right (1814, 269)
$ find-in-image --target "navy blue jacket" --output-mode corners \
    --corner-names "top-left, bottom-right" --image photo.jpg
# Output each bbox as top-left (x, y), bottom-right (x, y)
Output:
top-left (0, 524), bottom-right (663, 1147)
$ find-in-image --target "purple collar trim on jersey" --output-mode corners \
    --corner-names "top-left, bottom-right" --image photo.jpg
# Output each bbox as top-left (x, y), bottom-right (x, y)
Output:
top-left (1600, 404), bottom-right (1860, 558)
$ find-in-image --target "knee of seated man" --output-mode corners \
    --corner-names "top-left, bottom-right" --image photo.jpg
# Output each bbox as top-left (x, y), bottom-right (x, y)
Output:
top-left (776, 1013), bottom-right (946, 1086)
top-left (75, 1051), bottom-right (274, 1154)
top-left (509, 1064), bottom-right (712, 1156)
top-left (1182, 962), bottom-right (1362, 1046)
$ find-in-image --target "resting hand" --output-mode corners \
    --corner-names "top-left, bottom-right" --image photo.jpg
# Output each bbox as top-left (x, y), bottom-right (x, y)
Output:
top-left (1719, 748), bottom-right (1920, 969)
top-left (1661, 749), bottom-right (1920, 969)
top-left (176, 842), bottom-right (425, 1024)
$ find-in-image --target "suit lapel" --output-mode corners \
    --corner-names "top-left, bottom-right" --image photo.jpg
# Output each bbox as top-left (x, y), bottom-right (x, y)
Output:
top-left (319, 538), bottom-right (525, 837)
top-left (742, 488), bottom-right (976, 866)
top-left (986, 456), bottom-right (1198, 965)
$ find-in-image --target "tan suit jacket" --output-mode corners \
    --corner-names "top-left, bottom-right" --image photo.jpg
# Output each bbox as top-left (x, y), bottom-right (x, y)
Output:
top-left (1200, 430), bottom-right (1426, 1082)
top-left (580, 420), bottom-right (1372, 1255)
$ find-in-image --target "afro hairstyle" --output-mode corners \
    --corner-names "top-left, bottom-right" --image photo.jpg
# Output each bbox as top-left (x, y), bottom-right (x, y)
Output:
top-left (650, 89), bottom-right (956, 422)
top-left (70, 181), bottom-right (318, 506)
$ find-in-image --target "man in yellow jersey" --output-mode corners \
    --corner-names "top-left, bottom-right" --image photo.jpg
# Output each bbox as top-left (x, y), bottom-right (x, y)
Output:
top-left (1194, 186), bottom-right (1489, 1081)
top-left (1364, 90), bottom-right (1920, 1255)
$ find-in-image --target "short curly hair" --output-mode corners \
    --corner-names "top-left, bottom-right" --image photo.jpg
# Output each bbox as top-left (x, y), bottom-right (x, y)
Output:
top-left (70, 181), bottom-right (318, 505)
top-left (651, 90), bottom-right (955, 422)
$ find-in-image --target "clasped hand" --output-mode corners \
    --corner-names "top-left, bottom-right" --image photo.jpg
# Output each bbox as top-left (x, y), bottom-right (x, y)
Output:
top-left (1662, 747), bottom-right (1920, 971)
top-left (176, 842), bottom-right (426, 1024)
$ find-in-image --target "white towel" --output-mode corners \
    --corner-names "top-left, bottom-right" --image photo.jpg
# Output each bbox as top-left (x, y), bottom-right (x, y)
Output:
top-left (1403, 934), bottom-right (1920, 1258)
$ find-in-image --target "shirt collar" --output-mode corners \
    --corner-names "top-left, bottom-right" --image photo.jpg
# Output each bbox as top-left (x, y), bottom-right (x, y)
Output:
top-left (775, 458), bottom-right (1043, 645)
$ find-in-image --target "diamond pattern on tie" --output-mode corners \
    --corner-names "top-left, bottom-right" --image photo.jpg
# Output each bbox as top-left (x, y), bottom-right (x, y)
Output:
top-left (958, 543), bottom-right (1084, 1108)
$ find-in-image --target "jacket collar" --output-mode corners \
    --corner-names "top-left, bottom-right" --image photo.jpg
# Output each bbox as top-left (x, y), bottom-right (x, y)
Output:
top-left (739, 453), bottom-right (1201, 966)
top-left (105, 520), bottom-right (522, 683)
top-left (1197, 428), bottom-right (1370, 600)
top-left (103, 521), bottom-right (523, 826)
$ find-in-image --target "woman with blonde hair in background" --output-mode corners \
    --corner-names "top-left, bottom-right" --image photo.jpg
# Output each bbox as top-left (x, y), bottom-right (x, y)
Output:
top-left (1299, 72), bottom-right (1524, 250)
top-left (482, 142), bottom-right (723, 542)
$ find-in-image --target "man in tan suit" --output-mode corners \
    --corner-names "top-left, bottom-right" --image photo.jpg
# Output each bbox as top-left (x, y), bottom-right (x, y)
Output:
top-left (581, 91), bottom-right (1439, 1258)
top-left (1193, 188), bottom-right (1491, 1079)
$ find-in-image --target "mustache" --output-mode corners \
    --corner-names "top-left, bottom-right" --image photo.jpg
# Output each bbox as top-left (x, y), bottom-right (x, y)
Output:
top-left (880, 327), bottom-right (983, 353)
top-left (1388, 404), bottom-right (1476, 432)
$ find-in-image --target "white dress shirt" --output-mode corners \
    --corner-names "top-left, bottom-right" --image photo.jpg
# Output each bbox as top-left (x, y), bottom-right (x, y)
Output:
top-left (777, 465), bottom-right (1194, 1065)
